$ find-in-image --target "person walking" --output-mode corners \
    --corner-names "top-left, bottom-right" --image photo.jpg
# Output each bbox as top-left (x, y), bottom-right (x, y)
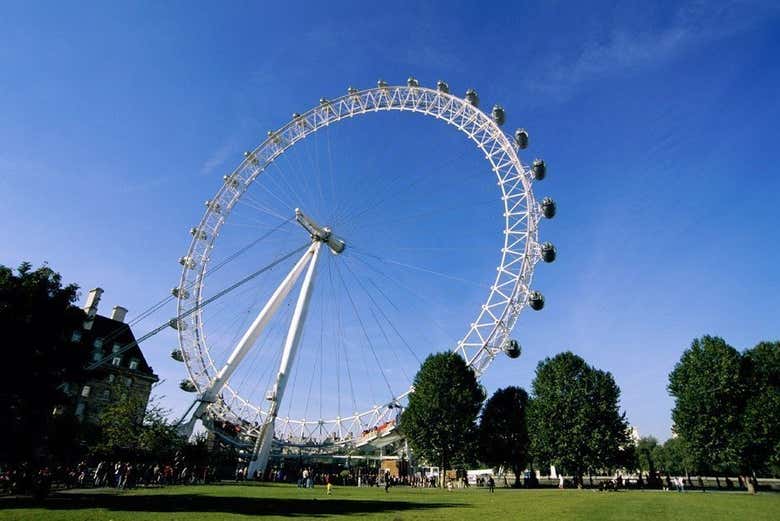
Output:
top-left (384, 470), bottom-right (391, 493)
top-left (487, 476), bottom-right (495, 493)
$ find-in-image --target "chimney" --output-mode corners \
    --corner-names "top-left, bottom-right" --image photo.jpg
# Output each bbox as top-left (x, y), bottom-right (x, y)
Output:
top-left (111, 306), bottom-right (128, 323)
top-left (83, 287), bottom-right (104, 331)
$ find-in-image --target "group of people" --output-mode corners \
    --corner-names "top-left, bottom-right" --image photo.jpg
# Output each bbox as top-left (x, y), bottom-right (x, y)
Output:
top-left (473, 475), bottom-right (495, 492)
top-left (89, 460), bottom-right (213, 488)
top-left (0, 460), bottom-right (216, 495)
top-left (0, 464), bottom-right (53, 497)
top-left (297, 468), bottom-right (315, 488)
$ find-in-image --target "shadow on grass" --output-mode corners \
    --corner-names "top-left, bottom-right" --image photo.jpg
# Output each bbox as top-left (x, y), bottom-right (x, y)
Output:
top-left (1, 491), bottom-right (453, 517)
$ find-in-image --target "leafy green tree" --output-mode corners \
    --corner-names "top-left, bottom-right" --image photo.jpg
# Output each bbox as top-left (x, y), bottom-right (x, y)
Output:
top-left (478, 386), bottom-right (530, 487)
top-left (93, 387), bottom-right (184, 461)
top-left (138, 396), bottom-right (186, 463)
top-left (632, 436), bottom-right (666, 487)
top-left (0, 262), bottom-right (88, 464)
top-left (736, 342), bottom-right (780, 480)
top-left (636, 436), bottom-right (659, 474)
top-left (653, 436), bottom-right (690, 477)
top-left (668, 336), bottom-right (745, 480)
top-left (92, 385), bottom-right (146, 458)
top-left (399, 352), bottom-right (485, 487)
top-left (528, 352), bottom-right (631, 487)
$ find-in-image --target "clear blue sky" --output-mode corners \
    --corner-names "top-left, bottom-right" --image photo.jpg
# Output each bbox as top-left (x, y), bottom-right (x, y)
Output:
top-left (1, 0), bottom-right (779, 440)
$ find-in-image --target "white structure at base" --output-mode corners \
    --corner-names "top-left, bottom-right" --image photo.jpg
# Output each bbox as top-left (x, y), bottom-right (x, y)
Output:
top-left (179, 210), bottom-right (341, 477)
top-left (247, 240), bottom-right (323, 477)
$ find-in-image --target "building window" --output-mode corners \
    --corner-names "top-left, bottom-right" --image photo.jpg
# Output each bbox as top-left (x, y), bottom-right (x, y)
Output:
top-left (108, 374), bottom-right (115, 384)
top-left (102, 389), bottom-right (110, 400)
top-left (112, 343), bottom-right (121, 353)
top-left (129, 359), bottom-right (139, 370)
top-left (81, 385), bottom-right (91, 398)
top-left (93, 338), bottom-right (103, 349)
top-left (92, 351), bottom-right (102, 362)
top-left (71, 330), bottom-right (82, 342)
top-left (112, 357), bottom-right (122, 367)
top-left (125, 377), bottom-right (133, 387)
top-left (75, 403), bottom-right (85, 418)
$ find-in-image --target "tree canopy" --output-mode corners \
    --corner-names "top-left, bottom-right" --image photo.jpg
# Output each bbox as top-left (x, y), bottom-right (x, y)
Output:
top-left (399, 352), bottom-right (485, 485)
top-left (737, 341), bottom-right (780, 477)
top-left (635, 436), bottom-right (659, 474)
top-left (478, 386), bottom-right (530, 487)
top-left (668, 336), bottom-right (744, 475)
top-left (0, 262), bottom-right (88, 464)
top-left (92, 385), bottom-right (184, 462)
top-left (528, 351), bottom-right (631, 485)
top-left (669, 336), bottom-right (780, 488)
top-left (652, 436), bottom-right (692, 476)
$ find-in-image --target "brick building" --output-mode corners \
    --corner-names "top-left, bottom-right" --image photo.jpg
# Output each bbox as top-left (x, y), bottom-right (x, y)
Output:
top-left (61, 288), bottom-right (158, 423)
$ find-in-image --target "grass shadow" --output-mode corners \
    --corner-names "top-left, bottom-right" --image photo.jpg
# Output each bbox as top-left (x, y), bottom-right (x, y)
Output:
top-left (1, 490), bottom-right (453, 517)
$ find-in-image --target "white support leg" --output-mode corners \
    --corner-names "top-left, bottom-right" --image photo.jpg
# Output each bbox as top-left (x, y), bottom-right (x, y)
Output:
top-left (248, 241), bottom-right (323, 478)
top-left (178, 244), bottom-right (317, 438)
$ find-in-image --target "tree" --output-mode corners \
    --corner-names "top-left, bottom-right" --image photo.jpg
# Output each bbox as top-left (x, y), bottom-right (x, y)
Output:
top-left (736, 341), bottom-right (780, 481)
top-left (0, 262), bottom-right (88, 464)
top-left (92, 385), bottom-right (146, 458)
top-left (399, 352), bottom-right (485, 487)
top-left (478, 386), bottom-right (530, 487)
top-left (633, 436), bottom-right (665, 488)
top-left (138, 399), bottom-right (185, 463)
top-left (668, 336), bottom-right (745, 483)
top-left (528, 352), bottom-right (631, 487)
top-left (653, 437), bottom-right (690, 477)
top-left (93, 386), bottom-right (184, 462)
top-left (635, 436), bottom-right (659, 475)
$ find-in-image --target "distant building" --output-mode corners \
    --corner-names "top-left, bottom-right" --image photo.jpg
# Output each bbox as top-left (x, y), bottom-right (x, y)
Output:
top-left (59, 288), bottom-right (158, 424)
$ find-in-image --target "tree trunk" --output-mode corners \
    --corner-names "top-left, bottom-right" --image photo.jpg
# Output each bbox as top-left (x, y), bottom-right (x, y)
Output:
top-left (741, 474), bottom-right (757, 495)
top-left (527, 464), bottom-right (538, 488)
top-left (513, 465), bottom-right (521, 488)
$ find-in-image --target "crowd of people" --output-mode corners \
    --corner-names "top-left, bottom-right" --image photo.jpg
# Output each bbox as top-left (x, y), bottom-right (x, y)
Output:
top-left (0, 459), bottom-right (217, 496)
top-left (258, 464), bottom-right (505, 493)
top-left (5, 458), bottom-right (745, 498)
top-left (85, 460), bottom-right (215, 488)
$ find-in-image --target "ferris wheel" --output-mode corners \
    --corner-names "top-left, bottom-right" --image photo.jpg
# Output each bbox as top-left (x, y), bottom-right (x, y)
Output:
top-left (172, 78), bottom-right (557, 476)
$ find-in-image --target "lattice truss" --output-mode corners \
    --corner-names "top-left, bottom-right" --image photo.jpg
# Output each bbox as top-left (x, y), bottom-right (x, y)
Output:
top-left (174, 85), bottom-right (543, 447)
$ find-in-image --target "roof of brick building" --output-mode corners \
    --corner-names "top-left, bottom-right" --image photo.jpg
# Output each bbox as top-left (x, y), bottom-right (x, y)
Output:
top-left (80, 314), bottom-right (159, 381)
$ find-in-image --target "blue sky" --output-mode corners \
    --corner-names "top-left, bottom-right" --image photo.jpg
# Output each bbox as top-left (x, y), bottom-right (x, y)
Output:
top-left (1, 0), bottom-right (779, 440)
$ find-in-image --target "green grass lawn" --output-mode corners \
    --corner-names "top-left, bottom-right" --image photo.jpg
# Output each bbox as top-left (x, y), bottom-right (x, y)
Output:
top-left (1, 483), bottom-right (778, 521)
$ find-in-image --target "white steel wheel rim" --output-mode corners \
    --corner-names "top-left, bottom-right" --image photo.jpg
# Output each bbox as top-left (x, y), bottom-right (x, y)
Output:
top-left (175, 85), bottom-right (542, 444)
